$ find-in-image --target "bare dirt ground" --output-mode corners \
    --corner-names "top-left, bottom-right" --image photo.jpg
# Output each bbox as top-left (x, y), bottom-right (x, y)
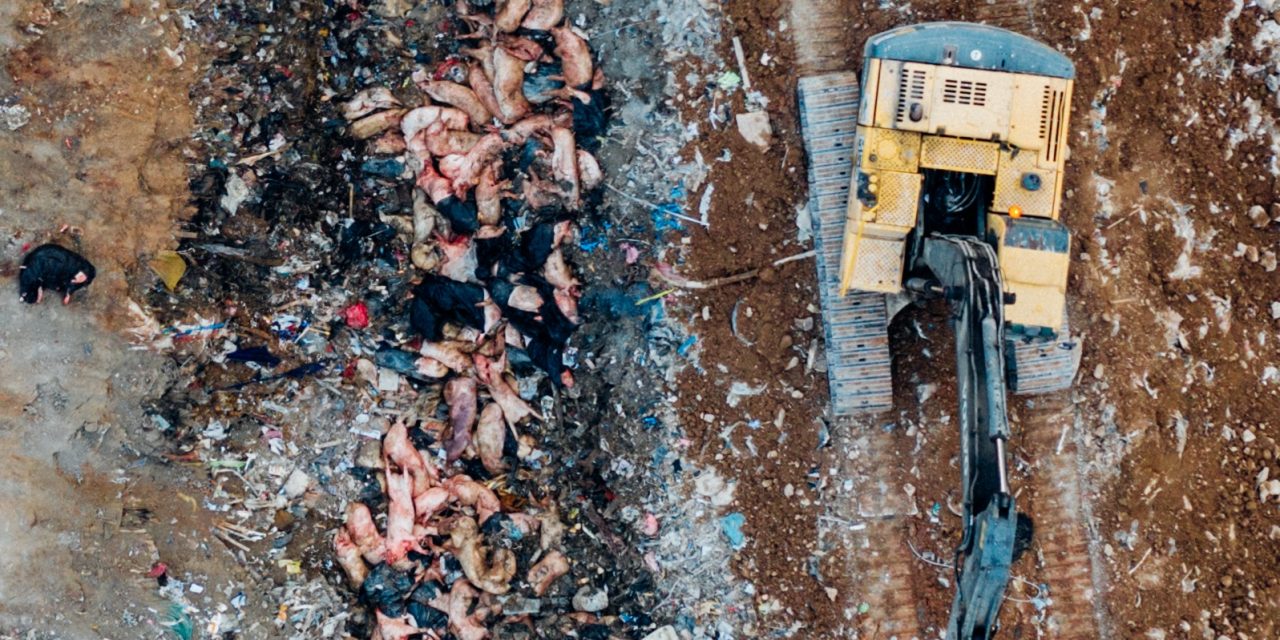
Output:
top-left (664, 0), bottom-right (1280, 638)
top-left (1, 0), bottom-right (1278, 639)
top-left (0, 1), bottom-right (283, 637)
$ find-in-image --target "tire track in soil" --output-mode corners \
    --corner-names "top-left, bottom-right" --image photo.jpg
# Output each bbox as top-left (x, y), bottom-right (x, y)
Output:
top-left (1015, 393), bottom-right (1113, 639)
top-left (789, 0), bottom-right (857, 75)
top-left (834, 423), bottom-right (928, 639)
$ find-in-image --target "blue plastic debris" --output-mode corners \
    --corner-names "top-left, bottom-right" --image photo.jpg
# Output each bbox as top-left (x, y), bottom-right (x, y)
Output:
top-left (1031, 594), bottom-right (1050, 611)
top-left (578, 221), bottom-right (611, 253)
top-left (651, 445), bottom-right (668, 468)
top-left (677, 335), bottom-right (697, 357)
top-left (361, 158), bottom-right (404, 178)
top-left (675, 614), bottom-right (696, 633)
top-left (721, 513), bottom-right (746, 549)
top-left (642, 415), bottom-right (659, 430)
top-left (652, 203), bottom-right (686, 232)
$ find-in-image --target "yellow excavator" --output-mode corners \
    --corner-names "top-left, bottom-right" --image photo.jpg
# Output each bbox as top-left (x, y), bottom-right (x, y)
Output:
top-left (798, 23), bottom-right (1082, 639)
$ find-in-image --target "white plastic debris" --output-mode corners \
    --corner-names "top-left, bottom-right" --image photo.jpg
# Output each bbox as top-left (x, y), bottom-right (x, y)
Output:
top-left (694, 469), bottom-right (736, 507)
top-left (643, 627), bottom-right (680, 640)
top-left (726, 381), bottom-right (766, 408)
top-left (282, 469), bottom-right (310, 499)
top-left (0, 104), bottom-right (30, 131)
top-left (221, 173), bottom-right (251, 214)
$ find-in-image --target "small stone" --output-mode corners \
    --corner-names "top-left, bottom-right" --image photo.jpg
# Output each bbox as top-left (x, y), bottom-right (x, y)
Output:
top-left (0, 104), bottom-right (31, 131)
top-left (736, 111), bottom-right (774, 151)
top-left (1271, 202), bottom-right (1280, 221)
top-left (1249, 204), bottom-right (1270, 228)
top-left (783, 483), bottom-right (795, 497)
top-left (355, 439), bottom-right (382, 469)
top-left (274, 509), bottom-right (296, 530)
top-left (1262, 250), bottom-right (1277, 272)
top-left (572, 585), bottom-right (609, 613)
top-left (282, 469), bottom-right (310, 499)
top-left (1220, 575), bottom-right (1233, 588)
top-left (1261, 479), bottom-right (1280, 502)
top-left (694, 471), bottom-right (736, 507)
top-left (1093, 364), bottom-right (1105, 379)
top-left (1243, 429), bottom-right (1257, 444)
top-left (1271, 301), bottom-right (1280, 320)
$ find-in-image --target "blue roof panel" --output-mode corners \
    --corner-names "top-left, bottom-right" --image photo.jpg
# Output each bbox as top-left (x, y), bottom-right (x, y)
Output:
top-left (864, 22), bottom-right (1075, 79)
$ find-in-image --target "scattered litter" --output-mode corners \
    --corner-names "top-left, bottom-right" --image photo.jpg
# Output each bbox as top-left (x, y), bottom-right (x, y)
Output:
top-left (149, 251), bottom-right (187, 291)
top-left (727, 381), bottom-right (766, 408)
top-left (0, 103), bottom-right (31, 131)
top-left (643, 627), bottom-right (680, 640)
top-left (716, 71), bottom-right (742, 91)
top-left (720, 513), bottom-right (746, 550)
top-left (341, 302), bottom-right (370, 329)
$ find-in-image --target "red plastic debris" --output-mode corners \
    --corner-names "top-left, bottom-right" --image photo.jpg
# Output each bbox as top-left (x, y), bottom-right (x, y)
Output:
top-left (432, 57), bottom-right (464, 81)
top-left (146, 562), bottom-right (168, 578)
top-left (342, 302), bottom-right (370, 329)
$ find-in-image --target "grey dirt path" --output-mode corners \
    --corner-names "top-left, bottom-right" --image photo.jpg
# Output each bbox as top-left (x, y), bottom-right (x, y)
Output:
top-left (0, 1), bottom-right (276, 636)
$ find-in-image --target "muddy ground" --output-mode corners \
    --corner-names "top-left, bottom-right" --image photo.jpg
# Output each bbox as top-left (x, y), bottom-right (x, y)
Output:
top-left (0, 0), bottom-right (1278, 639)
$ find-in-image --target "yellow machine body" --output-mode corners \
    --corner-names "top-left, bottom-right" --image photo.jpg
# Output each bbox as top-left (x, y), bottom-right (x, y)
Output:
top-left (839, 57), bottom-right (1073, 331)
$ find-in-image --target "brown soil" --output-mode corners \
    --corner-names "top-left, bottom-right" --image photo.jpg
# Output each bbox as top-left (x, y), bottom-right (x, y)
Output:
top-left (668, 0), bottom-right (1280, 637)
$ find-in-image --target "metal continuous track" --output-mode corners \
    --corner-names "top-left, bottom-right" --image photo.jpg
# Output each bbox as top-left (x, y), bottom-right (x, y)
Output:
top-left (975, 0), bottom-right (1036, 35)
top-left (1008, 317), bottom-right (1082, 395)
top-left (1016, 393), bottom-right (1114, 639)
top-left (798, 73), bottom-right (894, 416)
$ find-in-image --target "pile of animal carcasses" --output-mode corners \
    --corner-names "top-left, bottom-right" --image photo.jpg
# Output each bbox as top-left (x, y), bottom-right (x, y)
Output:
top-left (334, 1), bottom-right (606, 638)
top-left (342, 0), bottom-right (607, 390)
top-left (335, 420), bottom-right (572, 640)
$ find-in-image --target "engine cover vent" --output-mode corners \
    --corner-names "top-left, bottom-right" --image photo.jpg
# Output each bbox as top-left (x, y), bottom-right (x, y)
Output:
top-left (1040, 86), bottom-right (1067, 163)
top-left (895, 68), bottom-right (928, 124)
top-left (942, 78), bottom-right (988, 106)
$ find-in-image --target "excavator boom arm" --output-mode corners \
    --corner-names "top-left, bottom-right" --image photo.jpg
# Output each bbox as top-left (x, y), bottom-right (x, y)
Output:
top-left (916, 237), bottom-right (1019, 640)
